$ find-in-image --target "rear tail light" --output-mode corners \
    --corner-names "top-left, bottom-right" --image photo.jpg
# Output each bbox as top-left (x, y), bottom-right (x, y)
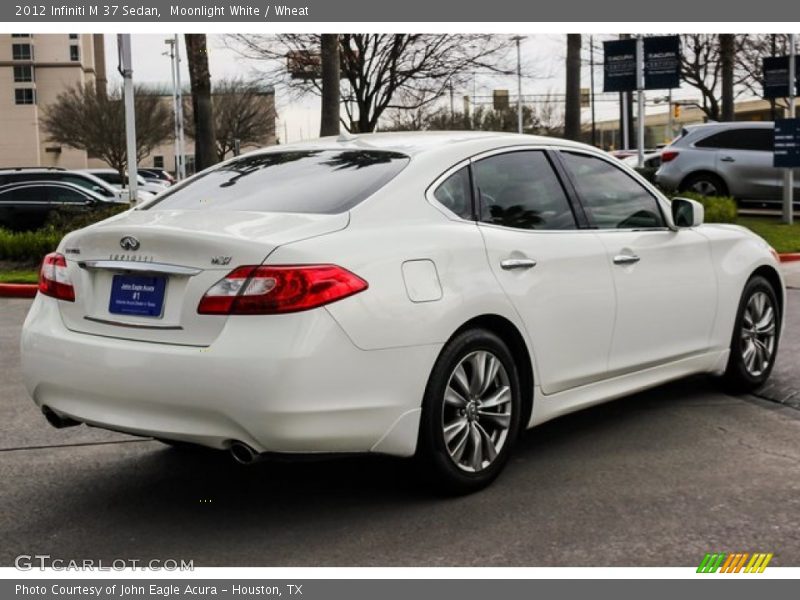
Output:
top-left (198, 265), bottom-right (368, 315)
top-left (661, 150), bottom-right (680, 163)
top-left (39, 252), bottom-right (75, 302)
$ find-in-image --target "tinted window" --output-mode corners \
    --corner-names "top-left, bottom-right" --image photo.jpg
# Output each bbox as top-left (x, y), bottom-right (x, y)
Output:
top-left (94, 172), bottom-right (122, 185)
top-left (0, 187), bottom-right (47, 203)
top-left (147, 150), bottom-right (410, 214)
top-left (561, 152), bottom-right (665, 229)
top-left (473, 151), bottom-right (576, 231)
top-left (48, 186), bottom-right (89, 203)
top-left (695, 128), bottom-right (773, 151)
top-left (433, 166), bottom-right (472, 219)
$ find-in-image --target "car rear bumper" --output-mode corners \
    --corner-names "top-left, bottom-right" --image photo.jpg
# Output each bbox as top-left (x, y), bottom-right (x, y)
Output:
top-left (21, 295), bottom-right (440, 457)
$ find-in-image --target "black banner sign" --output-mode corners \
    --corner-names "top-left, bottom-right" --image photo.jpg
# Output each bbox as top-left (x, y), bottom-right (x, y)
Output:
top-left (774, 118), bottom-right (800, 168)
top-left (644, 35), bottom-right (681, 90)
top-left (763, 56), bottom-right (800, 98)
top-left (603, 39), bottom-right (638, 93)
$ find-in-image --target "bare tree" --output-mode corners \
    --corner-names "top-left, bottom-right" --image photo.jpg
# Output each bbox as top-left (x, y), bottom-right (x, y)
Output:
top-left (226, 34), bottom-right (514, 132)
top-left (41, 85), bottom-right (172, 176)
top-left (184, 79), bottom-right (276, 161)
top-left (719, 34), bottom-right (735, 121)
top-left (680, 34), bottom-right (748, 121)
top-left (185, 34), bottom-right (217, 170)
top-left (320, 34), bottom-right (341, 136)
top-left (564, 34), bottom-right (582, 141)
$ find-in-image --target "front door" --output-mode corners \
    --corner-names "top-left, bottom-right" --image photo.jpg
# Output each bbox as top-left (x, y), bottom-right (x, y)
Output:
top-left (558, 150), bottom-right (718, 373)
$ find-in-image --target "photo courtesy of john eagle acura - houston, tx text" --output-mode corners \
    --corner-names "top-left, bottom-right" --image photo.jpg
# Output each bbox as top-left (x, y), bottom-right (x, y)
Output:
top-left (20, 131), bottom-right (785, 493)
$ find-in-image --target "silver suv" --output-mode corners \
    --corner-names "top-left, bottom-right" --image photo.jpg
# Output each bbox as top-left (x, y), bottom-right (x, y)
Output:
top-left (655, 121), bottom-right (799, 203)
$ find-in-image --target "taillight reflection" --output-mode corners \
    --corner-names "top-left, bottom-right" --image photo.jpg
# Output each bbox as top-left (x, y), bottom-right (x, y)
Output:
top-left (39, 252), bottom-right (75, 302)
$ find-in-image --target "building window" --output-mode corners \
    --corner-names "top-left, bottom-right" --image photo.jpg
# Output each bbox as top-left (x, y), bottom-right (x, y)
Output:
top-left (153, 156), bottom-right (165, 169)
top-left (12, 34), bottom-right (32, 38)
top-left (68, 34), bottom-right (79, 39)
top-left (13, 65), bottom-right (33, 83)
top-left (14, 88), bottom-right (36, 105)
top-left (69, 45), bottom-right (80, 61)
top-left (12, 44), bottom-right (33, 60)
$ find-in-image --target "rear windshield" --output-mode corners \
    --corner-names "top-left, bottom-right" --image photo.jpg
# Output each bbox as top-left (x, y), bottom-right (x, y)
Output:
top-left (144, 150), bottom-right (410, 214)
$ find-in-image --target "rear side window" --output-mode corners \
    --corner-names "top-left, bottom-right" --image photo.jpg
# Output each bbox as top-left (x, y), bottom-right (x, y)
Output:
top-left (473, 150), bottom-right (576, 231)
top-left (146, 150), bottom-right (410, 214)
top-left (433, 166), bottom-right (473, 219)
top-left (560, 151), bottom-right (665, 229)
top-left (695, 129), bottom-right (774, 151)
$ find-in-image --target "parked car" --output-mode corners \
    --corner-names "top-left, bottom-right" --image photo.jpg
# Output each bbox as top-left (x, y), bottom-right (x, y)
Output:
top-left (0, 167), bottom-right (153, 204)
top-left (81, 168), bottom-right (168, 196)
top-left (139, 168), bottom-right (176, 186)
top-left (21, 132), bottom-right (784, 493)
top-left (655, 121), bottom-right (800, 203)
top-left (622, 152), bottom-right (662, 169)
top-left (0, 181), bottom-right (127, 231)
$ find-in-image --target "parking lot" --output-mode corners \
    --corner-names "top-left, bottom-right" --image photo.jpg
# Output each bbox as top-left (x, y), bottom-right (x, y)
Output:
top-left (1, 282), bottom-right (799, 567)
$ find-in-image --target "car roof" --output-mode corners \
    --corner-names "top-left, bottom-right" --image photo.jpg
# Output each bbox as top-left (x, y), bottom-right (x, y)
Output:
top-left (684, 121), bottom-right (774, 132)
top-left (0, 179), bottom-right (106, 197)
top-left (247, 131), bottom-right (592, 158)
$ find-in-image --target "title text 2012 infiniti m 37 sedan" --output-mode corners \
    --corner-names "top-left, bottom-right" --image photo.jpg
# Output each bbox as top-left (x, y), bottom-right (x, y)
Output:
top-left (21, 132), bottom-right (784, 492)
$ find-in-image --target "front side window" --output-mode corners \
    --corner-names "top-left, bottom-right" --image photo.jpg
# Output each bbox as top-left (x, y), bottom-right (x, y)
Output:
top-left (473, 150), bottom-right (576, 231)
top-left (48, 186), bottom-right (90, 203)
top-left (560, 151), bottom-right (665, 230)
top-left (433, 166), bottom-right (472, 219)
top-left (146, 150), bottom-right (410, 214)
top-left (12, 44), bottom-right (32, 60)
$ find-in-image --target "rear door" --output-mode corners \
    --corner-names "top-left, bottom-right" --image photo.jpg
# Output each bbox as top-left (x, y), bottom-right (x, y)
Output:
top-left (470, 148), bottom-right (616, 395)
top-left (695, 128), bottom-right (779, 199)
top-left (558, 150), bottom-right (717, 373)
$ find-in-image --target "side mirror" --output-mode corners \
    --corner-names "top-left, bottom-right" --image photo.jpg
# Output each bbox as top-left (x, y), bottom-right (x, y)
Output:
top-left (672, 197), bottom-right (704, 228)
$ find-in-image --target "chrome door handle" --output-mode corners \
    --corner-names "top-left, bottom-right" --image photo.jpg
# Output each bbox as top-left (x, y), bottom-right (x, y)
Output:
top-left (720, 156), bottom-right (735, 162)
top-left (613, 254), bottom-right (641, 266)
top-left (500, 258), bottom-right (537, 270)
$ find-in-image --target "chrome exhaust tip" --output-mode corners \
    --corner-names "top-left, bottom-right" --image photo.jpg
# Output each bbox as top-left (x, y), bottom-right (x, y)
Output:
top-left (229, 441), bottom-right (261, 465)
top-left (42, 406), bottom-right (81, 429)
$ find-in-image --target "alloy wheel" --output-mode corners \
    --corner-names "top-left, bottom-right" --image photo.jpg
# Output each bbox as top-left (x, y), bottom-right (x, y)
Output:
top-left (740, 291), bottom-right (777, 377)
top-left (441, 350), bottom-right (512, 473)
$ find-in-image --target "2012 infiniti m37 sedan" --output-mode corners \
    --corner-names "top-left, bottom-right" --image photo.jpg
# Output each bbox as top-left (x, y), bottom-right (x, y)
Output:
top-left (21, 132), bottom-right (785, 493)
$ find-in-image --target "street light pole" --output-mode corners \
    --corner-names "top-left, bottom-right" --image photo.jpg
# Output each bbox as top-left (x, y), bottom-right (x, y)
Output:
top-left (636, 34), bottom-right (645, 168)
top-left (783, 33), bottom-right (796, 225)
top-left (173, 34), bottom-right (186, 180)
top-left (512, 35), bottom-right (524, 134)
top-left (117, 34), bottom-right (138, 204)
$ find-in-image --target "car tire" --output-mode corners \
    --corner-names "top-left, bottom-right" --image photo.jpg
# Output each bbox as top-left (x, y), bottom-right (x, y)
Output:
top-left (417, 328), bottom-right (522, 495)
top-left (722, 275), bottom-right (781, 392)
top-left (679, 173), bottom-right (728, 197)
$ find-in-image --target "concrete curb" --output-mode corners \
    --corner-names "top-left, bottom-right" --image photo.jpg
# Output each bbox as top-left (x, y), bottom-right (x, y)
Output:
top-left (0, 284), bottom-right (37, 298)
top-left (779, 253), bottom-right (800, 263)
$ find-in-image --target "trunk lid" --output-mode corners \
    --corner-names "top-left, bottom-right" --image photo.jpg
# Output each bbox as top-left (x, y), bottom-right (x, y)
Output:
top-left (57, 209), bottom-right (349, 345)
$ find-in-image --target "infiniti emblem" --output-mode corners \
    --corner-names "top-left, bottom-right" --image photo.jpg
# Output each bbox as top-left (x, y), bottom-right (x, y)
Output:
top-left (119, 236), bottom-right (140, 251)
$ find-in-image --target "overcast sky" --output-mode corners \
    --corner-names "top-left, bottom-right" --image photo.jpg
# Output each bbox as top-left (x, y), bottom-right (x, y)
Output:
top-left (104, 34), bottom-right (704, 144)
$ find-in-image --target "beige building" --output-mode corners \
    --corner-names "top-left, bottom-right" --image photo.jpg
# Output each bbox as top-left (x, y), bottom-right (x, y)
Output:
top-left (0, 33), bottom-right (106, 168)
top-left (0, 33), bottom-right (277, 175)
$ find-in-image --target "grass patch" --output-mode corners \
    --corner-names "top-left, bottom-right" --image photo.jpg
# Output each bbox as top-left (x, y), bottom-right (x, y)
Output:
top-left (738, 217), bottom-right (800, 253)
top-left (0, 269), bottom-right (38, 284)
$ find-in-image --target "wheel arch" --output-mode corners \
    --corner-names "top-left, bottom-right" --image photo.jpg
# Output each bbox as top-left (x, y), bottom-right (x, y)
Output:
top-left (750, 264), bottom-right (784, 317)
top-left (449, 314), bottom-right (535, 430)
top-left (679, 170), bottom-right (730, 197)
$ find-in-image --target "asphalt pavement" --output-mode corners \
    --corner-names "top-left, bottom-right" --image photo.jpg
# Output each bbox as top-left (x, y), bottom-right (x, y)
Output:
top-left (1, 288), bottom-right (799, 567)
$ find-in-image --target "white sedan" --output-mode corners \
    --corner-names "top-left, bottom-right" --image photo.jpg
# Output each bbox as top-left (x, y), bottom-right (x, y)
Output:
top-left (21, 132), bottom-right (784, 493)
